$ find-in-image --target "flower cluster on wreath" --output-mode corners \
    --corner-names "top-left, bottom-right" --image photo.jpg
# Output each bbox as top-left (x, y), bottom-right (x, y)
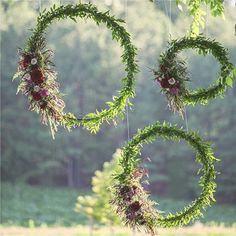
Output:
top-left (17, 40), bottom-right (65, 129)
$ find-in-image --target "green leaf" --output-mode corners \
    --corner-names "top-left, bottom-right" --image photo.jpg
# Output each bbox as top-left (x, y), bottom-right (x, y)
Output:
top-left (233, 67), bottom-right (236, 77)
top-left (226, 77), bottom-right (233, 87)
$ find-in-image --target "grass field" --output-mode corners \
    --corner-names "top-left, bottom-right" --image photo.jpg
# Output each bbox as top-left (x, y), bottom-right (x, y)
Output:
top-left (1, 225), bottom-right (236, 236)
top-left (2, 183), bottom-right (236, 227)
top-left (1, 182), bottom-right (236, 236)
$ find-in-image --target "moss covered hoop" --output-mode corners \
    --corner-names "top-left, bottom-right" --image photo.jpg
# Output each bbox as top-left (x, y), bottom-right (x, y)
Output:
top-left (13, 3), bottom-right (138, 138)
top-left (154, 36), bottom-right (233, 117)
top-left (111, 122), bottom-right (217, 235)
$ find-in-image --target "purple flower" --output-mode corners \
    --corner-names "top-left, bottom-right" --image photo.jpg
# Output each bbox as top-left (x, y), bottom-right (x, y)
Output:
top-left (170, 87), bottom-right (180, 95)
top-left (40, 89), bottom-right (49, 97)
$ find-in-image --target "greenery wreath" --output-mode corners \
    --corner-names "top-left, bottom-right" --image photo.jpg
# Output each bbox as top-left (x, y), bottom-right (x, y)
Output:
top-left (13, 3), bottom-right (138, 138)
top-left (111, 122), bottom-right (217, 235)
top-left (154, 36), bottom-right (233, 117)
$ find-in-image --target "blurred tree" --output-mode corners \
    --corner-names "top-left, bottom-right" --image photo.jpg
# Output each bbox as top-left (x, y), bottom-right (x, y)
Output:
top-left (75, 149), bottom-right (121, 234)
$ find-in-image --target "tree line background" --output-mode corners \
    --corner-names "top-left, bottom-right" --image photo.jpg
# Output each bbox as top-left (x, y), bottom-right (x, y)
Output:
top-left (1, 0), bottom-right (236, 206)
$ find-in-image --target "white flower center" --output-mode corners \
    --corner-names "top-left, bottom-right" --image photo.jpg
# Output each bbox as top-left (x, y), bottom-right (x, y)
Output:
top-left (34, 86), bottom-right (40, 92)
top-left (168, 77), bottom-right (176, 85)
top-left (31, 58), bottom-right (37, 65)
top-left (23, 73), bottom-right (31, 80)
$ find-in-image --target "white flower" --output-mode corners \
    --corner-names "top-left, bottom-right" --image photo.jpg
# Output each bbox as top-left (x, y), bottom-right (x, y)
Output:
top-left (23, 73), bottom-right (31, 81)
top-left (168, 77), bottom-right (176, 85)
top-left (31, 58), bottom-right (37, 65)
top-left (34, 85), bottom-right (40, 92)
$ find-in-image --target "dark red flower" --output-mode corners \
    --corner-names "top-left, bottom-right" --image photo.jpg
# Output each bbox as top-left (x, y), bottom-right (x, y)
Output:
top-left (120, 186), bottom-right (131, 195)
top-left (120, 185), bottom-right (138, 202)
top-left (31, 69), bottom-right (44, 85)
top-left (31, 91), bottom-right (42, 101)
top-left (129, 201), bottom-right (141, 212)
top-left (160, 77), bottom-right (171, 89)
top-left (20, 54), bottom-right (32, 69)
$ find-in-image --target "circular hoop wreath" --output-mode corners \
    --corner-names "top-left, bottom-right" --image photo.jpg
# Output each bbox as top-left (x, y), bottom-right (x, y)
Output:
top-left (13, 3), bottom-right (138, 138)
top-left (154, 36), bottom-right (233, 117)
top-left (111, 122), bottom-right (217, 235)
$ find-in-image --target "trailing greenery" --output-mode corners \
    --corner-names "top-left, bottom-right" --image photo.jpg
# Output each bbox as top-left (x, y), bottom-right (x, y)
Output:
top-left (14, 3), bottom-right (138, 134)
top-left (155, 35), bottom-right (234, 113)
top-left (112, 121), bottom-right (218, 232)
top-left (177, 0), bottom-right (224, 36)
top-left (150, 0), bottom-right (225, 36)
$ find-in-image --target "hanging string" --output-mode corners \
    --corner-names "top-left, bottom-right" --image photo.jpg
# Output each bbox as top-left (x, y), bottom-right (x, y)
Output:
top-left (182, 0), bottom-right (191, 131)
top-left (163, 0), bottom-right (171, 35)
top-left (183, 0), bottom-right (189, 135)
top-left (184, 106), bottom-right (189, 131)
top-left (169, 0), bottom-right (172, 34)
top-left (205, 4), bottom-right (209, 36)
top-left (39, 0), bottom-right (41, 12)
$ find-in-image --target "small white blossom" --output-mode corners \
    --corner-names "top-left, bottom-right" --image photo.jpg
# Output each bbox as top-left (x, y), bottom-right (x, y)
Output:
top-left (168, 77), bottom-right (176, 85)
top-left (31, 58), bottom-right (37, 65)
top-left (23, 73), bottom-right (31, 81)
top-left (34, 85), bottom-right (40, 92)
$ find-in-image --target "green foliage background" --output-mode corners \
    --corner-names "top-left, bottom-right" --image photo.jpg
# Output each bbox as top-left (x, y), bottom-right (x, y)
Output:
top-left (1, 0), bottom-right (236, 220)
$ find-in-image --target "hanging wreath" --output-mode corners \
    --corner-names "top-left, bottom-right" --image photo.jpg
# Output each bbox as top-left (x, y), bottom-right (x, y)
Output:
top-left (111, 122), bottom-right (217, 235)
top-left (154, 36), bottom-right (233, 117)
top-left (13, 3), bottom-right (138, 138)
